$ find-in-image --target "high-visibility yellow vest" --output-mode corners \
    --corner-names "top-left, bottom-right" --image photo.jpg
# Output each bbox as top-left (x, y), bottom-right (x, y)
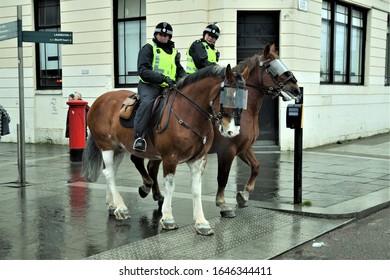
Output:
top-left (141, 42), bottom-right (177, 87)
top-left (186, 41), bottom-right (217, 74)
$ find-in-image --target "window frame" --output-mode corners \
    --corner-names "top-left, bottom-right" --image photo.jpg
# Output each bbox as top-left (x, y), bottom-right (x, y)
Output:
top-left (385, 14), bottom-right (390, 86)
top-left (320, 0), bottom-right (367, 85)
top-left (113, 0), bottom-right (146, 88)
top-left (34, 0), bottom-right (62, 90)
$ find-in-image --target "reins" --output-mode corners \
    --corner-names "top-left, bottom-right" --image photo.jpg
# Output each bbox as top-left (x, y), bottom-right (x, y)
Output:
top-left (172, 85), bottom-right (214, 121)
top-left (245, 82), bottom-right (280, 96)
top-left (156, 85), bottom-right (214, 144)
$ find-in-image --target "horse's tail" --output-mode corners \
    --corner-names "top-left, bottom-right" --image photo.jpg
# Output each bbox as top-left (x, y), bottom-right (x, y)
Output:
top-left (81, 136), bottom-right (102, 182)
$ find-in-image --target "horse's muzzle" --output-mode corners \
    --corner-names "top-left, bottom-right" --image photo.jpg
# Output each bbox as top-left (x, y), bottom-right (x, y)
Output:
top-left (219, 124), bottom-right (240, 138)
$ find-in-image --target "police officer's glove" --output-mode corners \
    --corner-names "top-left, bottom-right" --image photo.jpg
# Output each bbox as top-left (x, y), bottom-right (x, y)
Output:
top-left (164, 76), bottom-right (175, 87)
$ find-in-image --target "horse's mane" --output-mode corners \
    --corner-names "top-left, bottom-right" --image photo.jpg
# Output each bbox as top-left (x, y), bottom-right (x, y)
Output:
top-left (233, 48), bottom-right (279, 74)
top-left (233, 55), bottom-right (260, 74)
top-left (176, 65), bottom-right (225, 89)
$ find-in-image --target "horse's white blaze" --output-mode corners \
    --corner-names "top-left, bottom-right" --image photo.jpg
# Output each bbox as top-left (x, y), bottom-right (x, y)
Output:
top-left (188, 157), bottom-right (209, 225)
top-left (161, 173), bottom-right (175, 221)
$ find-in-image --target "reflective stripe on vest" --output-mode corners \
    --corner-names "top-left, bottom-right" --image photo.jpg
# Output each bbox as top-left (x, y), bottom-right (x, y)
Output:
top-left (186, 41), bottom-right (217, 74)
top-left (141, 42), bottom-right (177, 87)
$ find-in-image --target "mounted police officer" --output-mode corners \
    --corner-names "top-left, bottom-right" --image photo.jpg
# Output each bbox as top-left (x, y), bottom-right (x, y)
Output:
top-left (186, 23), bottom-right (220, 74)
top-left (133, 22), bottom-right (186, 152)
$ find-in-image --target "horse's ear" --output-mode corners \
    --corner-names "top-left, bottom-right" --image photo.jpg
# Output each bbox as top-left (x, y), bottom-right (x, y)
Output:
top-left (270, 43), bottom-right (276, 54)
top-left (262, 44), bottom-right (271, 59)
top-left (226, 64), bottom-right (232, 73)
top-left (242, 67), bottom-right (250, 80)
top-left (225, 64), bottom-right (233, 80)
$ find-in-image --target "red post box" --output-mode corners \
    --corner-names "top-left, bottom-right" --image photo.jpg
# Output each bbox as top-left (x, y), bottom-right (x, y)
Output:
top-left (66, 99), bottom-right (88, 161)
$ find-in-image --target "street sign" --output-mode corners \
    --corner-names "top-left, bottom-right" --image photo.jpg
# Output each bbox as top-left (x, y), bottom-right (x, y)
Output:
top-left (0, 6), bottom-right (74, 187)
top-left (0, 21), bottom-right (18, 42)
top-left (22, 31), bottom-right (73, 44)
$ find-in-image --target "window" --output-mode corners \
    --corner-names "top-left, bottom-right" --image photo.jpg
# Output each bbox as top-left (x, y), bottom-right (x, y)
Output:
top-left (114, 0), bottom-right (146, 87)
top-left (34, 0), bottom-right (62, 89)
top-left (385, 14), bottom-right (390, 86)
top-left (320, 0), bottom-right (367, 85)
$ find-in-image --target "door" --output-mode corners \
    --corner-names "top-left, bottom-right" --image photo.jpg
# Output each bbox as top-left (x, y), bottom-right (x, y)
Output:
top-left (237, 11), bottom-right (280, 145)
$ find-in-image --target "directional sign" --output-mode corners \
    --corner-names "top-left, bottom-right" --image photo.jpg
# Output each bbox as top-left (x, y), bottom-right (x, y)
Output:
top-left (22, 31), bottom-right (73, 44)
top-left (0, 21), bottom-right (18, 42)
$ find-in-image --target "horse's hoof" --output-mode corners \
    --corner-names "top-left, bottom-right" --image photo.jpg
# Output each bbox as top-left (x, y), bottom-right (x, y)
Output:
top-left (138, 185), bottom-right (150, 198)
top-left (218, 204), bottom-right (236, 218)
top-left (160, 218), bottom-right (178, 230)
top-left (108, 206), bottom-right (115, 216)
top-left (195, 224), bottom-right (214, 236)
top-left (114, 209), bottom-right (131, 220)
top-left (220, 209), bottom-right (236, 218)
top-left (236, 191), bottom-right (249, 208)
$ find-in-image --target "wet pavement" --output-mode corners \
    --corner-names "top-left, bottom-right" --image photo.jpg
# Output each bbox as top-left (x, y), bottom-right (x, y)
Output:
top-left (0, 133), bottom-right (389, 260)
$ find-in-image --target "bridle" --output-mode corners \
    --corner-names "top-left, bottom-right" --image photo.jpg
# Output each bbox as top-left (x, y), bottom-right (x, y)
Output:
top-left (245, 56), bottom-right (299, 101)
top-left (157, 74), bottom-right (246, 143)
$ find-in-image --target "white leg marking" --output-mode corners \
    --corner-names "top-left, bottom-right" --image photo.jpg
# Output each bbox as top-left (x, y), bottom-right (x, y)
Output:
top-left (161, 173), bottom-right (175, 221)
top-left (102, 150), bottom-right (129, 219)
top-left (188, 157), bottom-right (208, 225)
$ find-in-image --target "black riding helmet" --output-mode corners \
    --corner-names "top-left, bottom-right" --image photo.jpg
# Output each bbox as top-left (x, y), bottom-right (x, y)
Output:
top-left (203, 23), bottom-right (220, 39)
top-left (154, 22), bottom-right (173, 39)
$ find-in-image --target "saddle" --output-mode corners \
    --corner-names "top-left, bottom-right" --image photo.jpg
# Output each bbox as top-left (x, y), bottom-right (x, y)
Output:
top-left (119, 89), bottom-right (170, 129)
top-left (119, 94), bottom-right (139, 120)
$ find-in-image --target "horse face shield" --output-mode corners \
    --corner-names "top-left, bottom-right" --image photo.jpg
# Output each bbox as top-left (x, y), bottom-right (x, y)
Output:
top-left (220, 87), bottom-right (248, 110)
top-left (216, 79), bottom-right (247, 137)
top-left (267, 59), bottom-right (297, 84)
top-left (220, 86), bottom-right (248, 127)
top-left (261, 58), bottom-right (301, 102)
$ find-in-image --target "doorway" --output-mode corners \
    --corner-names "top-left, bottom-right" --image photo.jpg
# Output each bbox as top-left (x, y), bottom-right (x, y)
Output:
top-left (237, 11), bottom-right (280, 146)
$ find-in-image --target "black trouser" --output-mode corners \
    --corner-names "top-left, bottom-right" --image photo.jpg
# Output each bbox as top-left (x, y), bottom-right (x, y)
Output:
top-left (134, 82), bottom-right (163, 138)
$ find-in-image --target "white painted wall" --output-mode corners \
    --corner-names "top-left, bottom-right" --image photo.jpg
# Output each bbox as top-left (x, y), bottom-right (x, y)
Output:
top-left (0, 0), bottom-right (389, 150)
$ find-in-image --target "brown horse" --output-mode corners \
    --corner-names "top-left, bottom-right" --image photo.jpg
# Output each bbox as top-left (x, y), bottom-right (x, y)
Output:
top-left (134, 43), bottom-right (301, 217)
top-left (211, 43), bottom-right (301, 217)
top-left (81, 64), bottom-right (247, 235)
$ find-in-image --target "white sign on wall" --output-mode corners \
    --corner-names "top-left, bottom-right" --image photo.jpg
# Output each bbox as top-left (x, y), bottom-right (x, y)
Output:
top-left (298, 0), bottom-right (308, 12)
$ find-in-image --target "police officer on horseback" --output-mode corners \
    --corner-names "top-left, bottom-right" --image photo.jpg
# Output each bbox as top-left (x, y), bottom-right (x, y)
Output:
top-left (186, 23), bottom-right (220, 74)
top-left (133, 22), bottom-right (186, 152)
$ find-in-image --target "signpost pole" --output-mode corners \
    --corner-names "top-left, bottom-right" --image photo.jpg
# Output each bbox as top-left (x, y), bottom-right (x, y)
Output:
top-left (0, 6), bottom-right (72, 187)
top-left (17, 5), bottom-right (26, 186)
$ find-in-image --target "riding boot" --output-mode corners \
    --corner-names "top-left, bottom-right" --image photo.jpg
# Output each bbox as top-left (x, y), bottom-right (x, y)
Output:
top-left (133, 82), bottom-right (160, 152)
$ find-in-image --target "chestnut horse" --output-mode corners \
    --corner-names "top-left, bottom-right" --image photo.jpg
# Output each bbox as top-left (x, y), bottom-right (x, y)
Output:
top-left (211, 43), bottom-right (301, 217)
top-left (81, 65), bottom-right (247, 235)
top-left (133, 43), bottom-right (301, 217)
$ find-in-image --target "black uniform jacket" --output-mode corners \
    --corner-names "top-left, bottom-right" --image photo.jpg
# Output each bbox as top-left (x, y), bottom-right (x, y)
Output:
top-left (188, 38), bottom-right (219, 70)
top-left (137, 38), bottom-right (186, 85)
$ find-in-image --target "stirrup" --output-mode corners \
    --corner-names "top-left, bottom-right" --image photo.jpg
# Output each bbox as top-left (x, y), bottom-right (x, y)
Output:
top-left (133, 137), bottom-right (147, 152)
